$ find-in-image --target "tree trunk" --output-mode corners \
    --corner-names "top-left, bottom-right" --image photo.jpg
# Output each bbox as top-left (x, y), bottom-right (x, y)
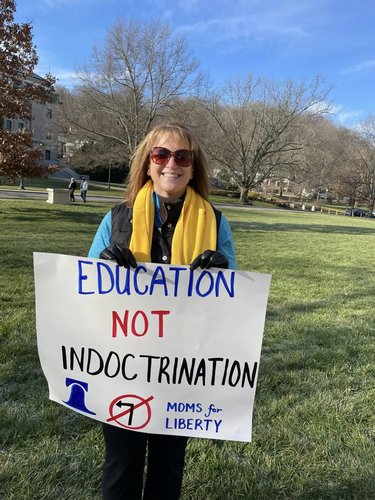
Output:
top-left (240, 186), bottom-right (249, 204)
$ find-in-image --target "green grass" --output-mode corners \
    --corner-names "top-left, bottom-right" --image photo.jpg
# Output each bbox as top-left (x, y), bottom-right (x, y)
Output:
top-left (1, 201), bottom-right (374, 499)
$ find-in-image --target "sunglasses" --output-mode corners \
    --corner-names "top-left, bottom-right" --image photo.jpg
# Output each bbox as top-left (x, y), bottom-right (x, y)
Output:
top-left (150, 147), bottom-right (193, 168)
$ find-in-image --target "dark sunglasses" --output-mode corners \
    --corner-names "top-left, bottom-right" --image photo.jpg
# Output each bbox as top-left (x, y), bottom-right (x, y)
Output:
top-left (150, 147), bottom-right (193, 168)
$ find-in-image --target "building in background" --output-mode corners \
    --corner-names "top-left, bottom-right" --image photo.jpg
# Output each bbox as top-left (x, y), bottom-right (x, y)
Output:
top-left (1, 73), bottom-right (61, 171)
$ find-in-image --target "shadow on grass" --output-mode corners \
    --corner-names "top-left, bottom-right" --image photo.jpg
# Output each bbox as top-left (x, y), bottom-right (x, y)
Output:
top-left (230, 220), bottom-right (375, 235)
top-left (3, 204), bottom-right (109, 228)
top-left (301, 474), bottom-right (375, 500)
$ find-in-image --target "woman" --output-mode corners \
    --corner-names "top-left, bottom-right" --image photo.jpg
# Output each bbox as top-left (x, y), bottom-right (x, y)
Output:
top-left (88, 123), bottom-right (236, 499)
top-left (68, 177), bottom-right (77, 202)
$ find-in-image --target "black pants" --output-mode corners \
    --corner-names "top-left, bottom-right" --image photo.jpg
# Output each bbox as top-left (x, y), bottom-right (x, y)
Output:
top-left (102, 423), bottom-right (188, 500)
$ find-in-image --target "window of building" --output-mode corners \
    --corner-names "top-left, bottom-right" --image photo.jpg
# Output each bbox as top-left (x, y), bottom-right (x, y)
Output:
top-left (45, 150), bottom-right (51, 160)
top-left (18, 122), bottom-right (24, 131)
top-left (46, 131), bottom-right (51, 140)
top-left (47, 109), bottom-right (52, 119)
top-left (5, 119), bottom-right (12, 130)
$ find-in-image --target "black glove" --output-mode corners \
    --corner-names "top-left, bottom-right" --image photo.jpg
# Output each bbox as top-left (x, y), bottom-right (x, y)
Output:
top-left (190, 250), bottom-right (229, 270)
top-left (99, 244), bottom-right (137, 268)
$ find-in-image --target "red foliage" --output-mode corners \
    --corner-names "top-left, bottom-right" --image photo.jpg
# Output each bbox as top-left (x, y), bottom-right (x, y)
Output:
top-left (0, 0), bottom-right (56, 179)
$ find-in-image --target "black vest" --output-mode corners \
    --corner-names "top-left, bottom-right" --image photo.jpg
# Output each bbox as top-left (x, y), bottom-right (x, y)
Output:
top-left (111, 202), bottom-right (222, 265)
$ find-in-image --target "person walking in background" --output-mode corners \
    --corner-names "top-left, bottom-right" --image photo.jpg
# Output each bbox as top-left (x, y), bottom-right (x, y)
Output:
top-left (68, 177), bottom-right (77, 202)
top-left (80, 176), bottom-right (88, 203)
top-left (88, 122), bottom-right (236, 499)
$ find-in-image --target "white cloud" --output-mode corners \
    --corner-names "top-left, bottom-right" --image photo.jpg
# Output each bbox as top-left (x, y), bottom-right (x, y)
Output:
top-left (42, 0), bottom-right (111, 6)
top-left (334, 109), bottom-right (364, 127)
top-left (53, 70), bottom-right (78, 88)
top-left (35, 62), bottom-right (78, 88)
top-left (42, 0), bottom-right (79, 5)
top-left (309, 100), bottom-right (336, 115)
top-left (341, 59), bottom-right (375, 74)
top-left (180, 10), bottom-right (308, 44)
top-left (324, 103), bottom-right (364, 127)
top-left (174, 0), bottom-right (327, 60)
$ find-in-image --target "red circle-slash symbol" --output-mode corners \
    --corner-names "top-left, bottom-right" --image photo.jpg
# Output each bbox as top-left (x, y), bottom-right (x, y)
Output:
top-left (107, 394), bottom-right (154, 430)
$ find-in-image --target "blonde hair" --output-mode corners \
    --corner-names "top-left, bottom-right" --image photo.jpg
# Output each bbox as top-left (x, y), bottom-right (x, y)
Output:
top-left (125, 123), bottom-right (210, 206)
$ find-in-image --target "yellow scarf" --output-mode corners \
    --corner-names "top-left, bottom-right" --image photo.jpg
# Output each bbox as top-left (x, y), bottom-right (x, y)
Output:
top-left (129, 180), bottom-right (217, 265)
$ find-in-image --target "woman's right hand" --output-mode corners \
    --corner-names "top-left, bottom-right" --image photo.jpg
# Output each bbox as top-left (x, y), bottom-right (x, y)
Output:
top-left (190, 250), bottom-right (229, 270)
top-left (99, 244), bottom-right (137, 268)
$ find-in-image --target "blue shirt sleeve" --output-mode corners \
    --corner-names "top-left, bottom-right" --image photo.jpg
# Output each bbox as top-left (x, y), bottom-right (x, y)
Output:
top-left (217, 214), bottom-right (237, 269)
top-left (88, 211), bottom-right (112, 258)
top-left (88, 208), bottom-right (237, 268)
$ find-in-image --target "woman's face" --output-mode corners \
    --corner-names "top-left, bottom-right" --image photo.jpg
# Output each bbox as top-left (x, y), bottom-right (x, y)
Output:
top-left (147, 134), bottom-right (193, 201)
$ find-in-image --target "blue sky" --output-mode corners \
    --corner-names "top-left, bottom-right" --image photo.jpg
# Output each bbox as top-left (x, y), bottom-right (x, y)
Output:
top-left (14, 0), bottom-right (375, 127)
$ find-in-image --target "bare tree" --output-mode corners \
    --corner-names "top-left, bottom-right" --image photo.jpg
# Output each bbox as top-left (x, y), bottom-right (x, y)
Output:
top-left (200, 74), bottom-right (332, 203)
top-left (0, 0), bottom-right (55, 180)
top-left (61, 19), bottom-right (204, 166)
top-left (343, 116), bottom-right (375, 210)
top-left (295, 118), bottom-right (347, 201)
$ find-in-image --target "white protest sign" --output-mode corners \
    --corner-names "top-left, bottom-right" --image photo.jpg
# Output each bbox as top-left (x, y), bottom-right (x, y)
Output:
top-left (34, 252), bottom-right (271, 442)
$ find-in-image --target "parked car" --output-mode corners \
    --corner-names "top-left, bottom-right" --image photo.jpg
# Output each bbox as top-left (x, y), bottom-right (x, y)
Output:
top-left (344, 208), bottom-right (367, 217)
top-left (365, 210), bottom-right (375, 218)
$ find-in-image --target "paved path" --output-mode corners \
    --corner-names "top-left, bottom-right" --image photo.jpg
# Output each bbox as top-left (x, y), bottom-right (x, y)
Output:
top-left (0, 188), bottom-right (303, 213)
top-left (0, 188), bottom-right (122, 204)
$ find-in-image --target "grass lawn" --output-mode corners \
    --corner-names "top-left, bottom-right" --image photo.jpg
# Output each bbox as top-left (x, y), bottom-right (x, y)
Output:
top-left (1, 200), bottom-right (374, 499)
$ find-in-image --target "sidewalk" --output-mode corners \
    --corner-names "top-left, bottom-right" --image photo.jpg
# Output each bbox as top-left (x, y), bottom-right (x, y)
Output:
top-left (0, 188), bottom-right (299, 212)
top-left (0, 188), bottom-right (122, 204)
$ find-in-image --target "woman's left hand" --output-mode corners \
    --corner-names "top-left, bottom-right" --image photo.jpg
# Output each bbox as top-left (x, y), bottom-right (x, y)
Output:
top-left (190, 250), bottom-right (229, 270)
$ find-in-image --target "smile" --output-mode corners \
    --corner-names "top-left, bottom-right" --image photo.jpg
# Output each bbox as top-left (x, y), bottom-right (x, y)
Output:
top-left (162, 172), bottom-right (181, 178)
